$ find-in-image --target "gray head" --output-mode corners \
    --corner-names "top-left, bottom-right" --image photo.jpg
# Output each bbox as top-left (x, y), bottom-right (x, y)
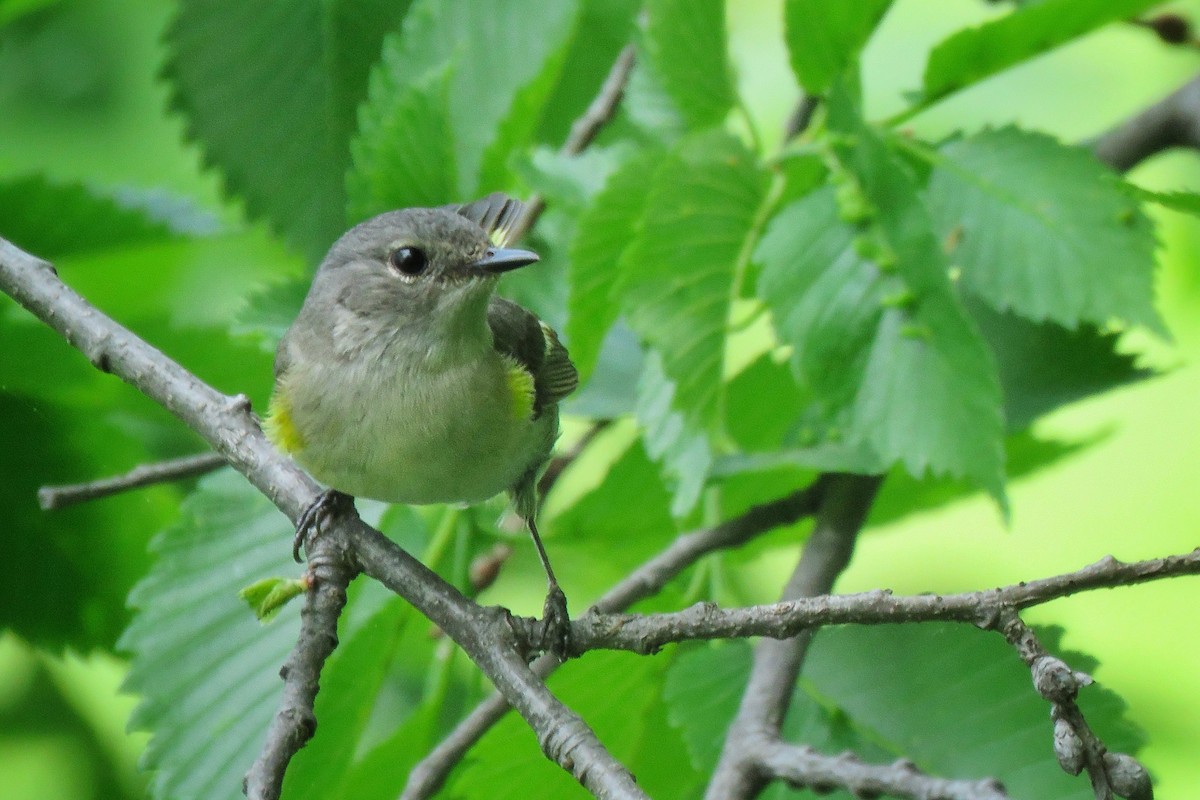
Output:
top-left (300, 195), bottom-right (537, 347)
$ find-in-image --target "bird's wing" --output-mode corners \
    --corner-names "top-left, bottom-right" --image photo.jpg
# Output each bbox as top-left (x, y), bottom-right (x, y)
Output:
top-left (487, 296), bottom-right (578, 417)
top-left (449, 193), bottom-right (526, 247)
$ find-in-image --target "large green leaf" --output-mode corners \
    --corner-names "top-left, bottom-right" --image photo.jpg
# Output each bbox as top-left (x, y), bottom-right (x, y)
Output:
top-left (783, 0), bottom-right (893, 94)
top-left (566, 148), bottom-right (661, 380)
top-left (921, 0), bottom-right (1163, 107)
top-left (636, 352), bottom-right (713, 518)
top-left (618, 132), bottom-right (770, 434)
top-left (163, 0), bottom-right (412, 256)
top-left (806, 624), bottom-right (1146, 799)
top-left (643, 0), bottom-right (736, 130)
top-left (348, 0), bottom-right (579, 213)
top-left (121, 472), bottom-right (299, 800)
top-left (756, 186), bottom-right (1005, 497)
top-left (926, 127), bottom-right (1159, 330)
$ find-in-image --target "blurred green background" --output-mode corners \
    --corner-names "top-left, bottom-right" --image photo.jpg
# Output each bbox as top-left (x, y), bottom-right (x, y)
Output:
top-left (2, 0), bottom-right (1198, 797)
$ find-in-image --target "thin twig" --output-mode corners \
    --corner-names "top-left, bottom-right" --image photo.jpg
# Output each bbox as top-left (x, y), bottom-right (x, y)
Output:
top-left (37, 451), bottom-right (226, 509)
top-left (705, 474), bottom-right (883, 800)
top-left (401, 477), bottom-right (830, 799)
top-left (508, 44), bottom-right (637, 244)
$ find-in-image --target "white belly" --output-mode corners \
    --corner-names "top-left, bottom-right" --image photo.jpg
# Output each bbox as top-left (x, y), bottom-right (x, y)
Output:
top-left (284, 352), bottom-right (551, 505)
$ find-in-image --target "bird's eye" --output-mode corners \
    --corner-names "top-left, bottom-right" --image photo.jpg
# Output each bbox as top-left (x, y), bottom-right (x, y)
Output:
top-left (388, 246), bottom-right (428, 277)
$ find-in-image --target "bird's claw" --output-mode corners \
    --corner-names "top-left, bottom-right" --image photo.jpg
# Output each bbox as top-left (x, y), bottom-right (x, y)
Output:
top-left (540, 583), bottom-right (571, 658)
top-left (293, 489), bottom-right (352, 562)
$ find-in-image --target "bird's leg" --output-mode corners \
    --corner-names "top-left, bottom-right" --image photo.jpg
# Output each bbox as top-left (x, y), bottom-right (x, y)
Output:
top-left (293, 489), bottom-right (354, 562)
top-left (526, 516), bottom-right (571, 657)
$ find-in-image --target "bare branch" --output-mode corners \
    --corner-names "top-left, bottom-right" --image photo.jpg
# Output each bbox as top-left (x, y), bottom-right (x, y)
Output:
top-left (1092, 72), bottom-right (1200, 171)
top-left (567, 549), bottom-right (1200, 654)
top-left (705, 474), bottom-right (883, 800)
top-left (37, 451), bottom-right (226, 509)
top-left (508, 44), bottom-right (636, 243)
top-left (244, 533), bottom-right (359, 800)
top-left (401, 477), bottom-right (831, 799)
top-left (757, 744), bottom-right (1009, 800)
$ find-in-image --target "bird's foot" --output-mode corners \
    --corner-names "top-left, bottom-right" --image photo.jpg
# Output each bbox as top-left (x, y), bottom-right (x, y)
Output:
top-left (293, 489), bottom-right (353, 562)
top-left (539, 583), bottom-right (572, 658)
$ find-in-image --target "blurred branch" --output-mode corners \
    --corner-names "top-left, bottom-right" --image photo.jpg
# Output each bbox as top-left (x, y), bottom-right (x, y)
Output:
top-left (705, 474), bottom-right (883, 800)
top-left (401, 476), bottom-right (831, 799)
top-left (509, 43), bottom-right (636, 243)
top-left (757, 744), bottom-right (1008, 800)
top-left (1092, 71), bottom-right (1200, 171)
top-left (0, 238), bottom-right (646, 800)
top-left (37, 451), bottom-right (226, 509)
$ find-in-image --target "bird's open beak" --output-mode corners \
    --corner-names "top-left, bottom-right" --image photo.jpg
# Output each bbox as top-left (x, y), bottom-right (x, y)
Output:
top-left (469, 247), bottom-right (539, 274)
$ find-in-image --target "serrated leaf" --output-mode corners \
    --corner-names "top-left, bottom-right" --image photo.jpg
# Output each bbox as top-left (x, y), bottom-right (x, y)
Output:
top-left (643, 0), bottom-right (735, 130)
top-left (348, 65), bottom-right (459, 220)
top-left (757, 186), bottom-right (1004, 496)
top-left (922, 0), bottom-right (1162, 106)
top-left (618, 132), bottom-right (770, 434)
top-left (806, 624), bottom-right (1145, 798)
top-left (349, 0), bottom-right (579, 211)
top-left (968, 297), bottom-right (1151, 430)
top-left (1124, 184), bottom-right (1200, 217)
top-left (232, 277), bottom-right (310, 354)
top-left (783, 0), bottom-right (893, 94)
top-left (566, 148), bottom-right (661, 380)
top-left (637, 352), bottom-right (713, 518)
top-left (927, 127), bottom-right (1159, 330)
top-left (164, 0), bottom-right (412, 256)
top-left (120, 472), bottom-right (299, 800)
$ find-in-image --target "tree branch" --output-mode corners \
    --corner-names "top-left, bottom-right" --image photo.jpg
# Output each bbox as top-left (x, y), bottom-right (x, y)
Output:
top-left (705, 474), bottom-right (883, 800)
top-left (565, 548), bottom-right (1200, 654)
top-left (757, 743), bottom-right (1008, 800)
top-left (37, 450), bottom-right (226, 509)
top-left (0, 238), bottom-right (646, 800)
top-left (401, 477), bottom-right (831, 799)
top-left (1093, 72), bottom-right (1200, 171)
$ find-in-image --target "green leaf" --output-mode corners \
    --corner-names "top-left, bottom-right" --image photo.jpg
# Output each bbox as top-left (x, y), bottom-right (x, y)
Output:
top-left (806, 624), bottom-right (1145, 798)
top-left (238, 577), bottom-right (305, 622)
top-left (922, 0), bottom-right (1163, 107)
top-left (926, 127), bottom-right (1159, 330)
top-left (163, 0), bottom-right (412, 256)
top-left (783, 0), bottom-right (893, 94)
top-left (347, 65), bottom-right (459, 220)
top-left (643, 0), bottom-right (736, 130)
top-left (121, 472), bottom-right (299, 800)
top-left (0, 175), bottom-right (176, 258)
top-left (349, 0), bottom-right (580, 210)
top-left (566, 148), bottom-right (661, 380)
top-left (232, 277), bottom-right (310, 354)
top-left (969, 298), bottom-right (1151, 430)
top-left (636, 352), bottom-right (713, 518)
top-left (618, 132), bottom-right (770, 434)
top-left (1124, 184), bottom-right (1200, 217)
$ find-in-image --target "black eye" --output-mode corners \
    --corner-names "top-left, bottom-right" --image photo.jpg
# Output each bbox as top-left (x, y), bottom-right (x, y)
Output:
top-left (388, 246), bottom-right (428, 276)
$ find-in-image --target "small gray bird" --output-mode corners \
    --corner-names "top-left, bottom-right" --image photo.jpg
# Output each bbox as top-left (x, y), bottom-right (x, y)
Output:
top-left (265, 194), bottom-right (578, 648)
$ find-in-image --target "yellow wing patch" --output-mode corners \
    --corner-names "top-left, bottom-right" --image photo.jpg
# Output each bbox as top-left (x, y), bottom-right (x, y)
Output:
top-left (502, 357), bottom-right (536, 422)
top-left (264, 390), bottom-right (306, 453)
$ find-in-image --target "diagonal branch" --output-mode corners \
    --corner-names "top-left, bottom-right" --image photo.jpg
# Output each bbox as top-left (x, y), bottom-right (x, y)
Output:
top-left (1092, 72), bottom-right (1200, 171)
top-left (37, 450), bottom-right (227, 509)
top-left (401, 476), bottom-right (831, 799)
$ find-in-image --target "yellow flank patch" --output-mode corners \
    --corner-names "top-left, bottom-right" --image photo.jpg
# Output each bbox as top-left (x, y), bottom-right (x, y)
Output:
top-left (264, 391), bottom-right (305, 453)
top-left (503, 358), bottom-right (536, 421)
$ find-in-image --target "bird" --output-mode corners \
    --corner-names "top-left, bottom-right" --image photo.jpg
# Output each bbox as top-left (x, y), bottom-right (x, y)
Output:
top-left (264, 193), bottom-right (578, 651)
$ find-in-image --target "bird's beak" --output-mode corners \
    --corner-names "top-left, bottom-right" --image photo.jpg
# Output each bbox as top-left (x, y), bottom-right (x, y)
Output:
top-left (469, 247), bottom-right (539, 274)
